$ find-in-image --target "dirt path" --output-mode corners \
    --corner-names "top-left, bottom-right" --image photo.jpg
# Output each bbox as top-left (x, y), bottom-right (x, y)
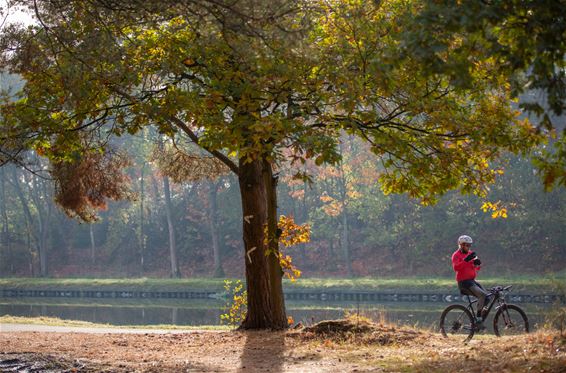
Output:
top-left (1, 323), bottom-right (565, 372)
top-left (0, 323), bottom-right (201, 334)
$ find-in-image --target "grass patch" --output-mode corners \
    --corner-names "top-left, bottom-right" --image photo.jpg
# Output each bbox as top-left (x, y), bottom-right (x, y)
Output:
top-left (0, 274), bottom-right (562, 293)
top-left (0, 315), bottom-right (230, 330)
top-left (285, 275), bottom-right (564, 293)
top-left (0, 296), bottom-right (224, 309)
top-left (0, 277), bottom-right (227, 292)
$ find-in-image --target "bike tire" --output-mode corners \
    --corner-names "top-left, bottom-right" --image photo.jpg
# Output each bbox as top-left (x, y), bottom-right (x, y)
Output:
top-left (493, 304), bottom-right (529, 337)
top-left (439, 304), bottom-right (475, 343)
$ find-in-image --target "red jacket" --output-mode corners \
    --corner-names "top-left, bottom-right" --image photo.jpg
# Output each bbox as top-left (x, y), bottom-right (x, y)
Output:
top-left (452, 249), bottom-right (481, 282)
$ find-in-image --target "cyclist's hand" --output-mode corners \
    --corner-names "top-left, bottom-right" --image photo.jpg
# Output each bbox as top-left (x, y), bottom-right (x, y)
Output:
top-left (473, 258), bottom-right (481, 266)
top-left (464, 252), bottom-right (476, 262)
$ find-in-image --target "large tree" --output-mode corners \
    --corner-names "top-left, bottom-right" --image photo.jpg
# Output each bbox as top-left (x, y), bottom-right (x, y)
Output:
top-left (0, 0), bottom-right (540, 328)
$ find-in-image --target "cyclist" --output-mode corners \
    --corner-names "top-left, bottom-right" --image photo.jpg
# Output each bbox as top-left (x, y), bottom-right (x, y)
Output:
top-left (452, 235), bottom-right (489, 326)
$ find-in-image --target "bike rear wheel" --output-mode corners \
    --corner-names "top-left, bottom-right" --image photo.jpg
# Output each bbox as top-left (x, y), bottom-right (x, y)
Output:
top-left (439, 304), bottom-right (475, 343)
top-left (493, 304), bottom-right (529, 336)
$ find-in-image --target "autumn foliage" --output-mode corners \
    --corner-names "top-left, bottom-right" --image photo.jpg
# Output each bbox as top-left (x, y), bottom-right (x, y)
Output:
top-left (151, 144), bottom-right (229, 183)
top-left (51, 149), bottom-right (133, 222)
top-left (276, 215), bottom-right (310, 281)
top-left (220, 279), bottom-right (247, 327)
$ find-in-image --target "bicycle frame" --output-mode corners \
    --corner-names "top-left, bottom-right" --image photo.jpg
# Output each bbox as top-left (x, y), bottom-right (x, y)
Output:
top-left (463, 286), bottom-right (509, 321)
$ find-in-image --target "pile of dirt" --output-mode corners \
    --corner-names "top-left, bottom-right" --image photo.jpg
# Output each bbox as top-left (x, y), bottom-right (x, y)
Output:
top-left (303, 318), bottom-right (374, 334)
top-left (299, 318), bottom-right (424, 345)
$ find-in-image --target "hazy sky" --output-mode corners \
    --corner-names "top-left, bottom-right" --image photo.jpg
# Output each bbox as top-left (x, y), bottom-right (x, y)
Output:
top-left (1, 1), bottom-right (34, 27)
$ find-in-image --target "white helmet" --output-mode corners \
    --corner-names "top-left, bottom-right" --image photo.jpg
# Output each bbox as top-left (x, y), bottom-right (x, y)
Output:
top-left (458, 235), bottom-right (473, 245)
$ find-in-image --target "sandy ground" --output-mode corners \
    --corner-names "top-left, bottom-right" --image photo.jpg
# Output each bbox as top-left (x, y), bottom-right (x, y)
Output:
top-left (1, 323), bottom-right (565, 372)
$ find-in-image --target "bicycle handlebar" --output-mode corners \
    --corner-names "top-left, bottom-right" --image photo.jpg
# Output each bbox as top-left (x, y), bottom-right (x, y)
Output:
top-left (488, 285), bottom-right (513, 294)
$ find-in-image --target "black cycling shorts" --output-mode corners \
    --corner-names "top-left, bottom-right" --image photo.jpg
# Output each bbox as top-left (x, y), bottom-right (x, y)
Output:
top-left (458, 279), bottom-right (484, 292)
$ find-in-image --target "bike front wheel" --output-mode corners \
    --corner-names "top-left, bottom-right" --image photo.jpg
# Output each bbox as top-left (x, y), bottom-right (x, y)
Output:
top-left (493, 304), bottom-right (529, 337)
top-left (439, 304), bottom-right (475, 343)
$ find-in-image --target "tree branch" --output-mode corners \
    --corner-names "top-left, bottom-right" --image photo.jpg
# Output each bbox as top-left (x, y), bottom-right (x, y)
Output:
top-left (167, 115), bottom-right (239, 175)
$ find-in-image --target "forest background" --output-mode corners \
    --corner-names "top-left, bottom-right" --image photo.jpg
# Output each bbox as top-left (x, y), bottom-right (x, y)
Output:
top-left (0, 96), bottom-right (564, 281)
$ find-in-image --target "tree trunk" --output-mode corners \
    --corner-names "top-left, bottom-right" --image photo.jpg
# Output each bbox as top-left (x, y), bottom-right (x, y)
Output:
top-left (238, 158), bottom-right (285, 329)
top-left (172, 113), bottom-right (288, 328)
top-left (171, 307), bottom-right (178, 324)
top-left (298, 179), bottom-right (310, 264)
top-left (263, 159), bottom-right (287, 329)
top-left (37, 212), bottom-right (47, 277)
top-left (208, 181), bottom-right (224, 278)
top-left (139, 163), bottom-right (146, 273)
top-left (149, 172), bottom-right (161, 220)
top-left (32, 175), bottom-right (52, 278)
top-left (328, 239), bottom-right (336, 271)
top-left (53, 212), bottom-right (76, 265)
top-left (341, 206), bottom-right (353, 277)
top-left (0, 167), bottom-right (8, 275)
top-left (163, 175), bottom-right (180, 278)
top-left (89, 223), bottom-right (96, 264)
top-left (11, 167), bottom-right (38, 276)
top-left (336, 146), bottom-right (353, 278)
top-left (42, 203), bottom-right (52, 276)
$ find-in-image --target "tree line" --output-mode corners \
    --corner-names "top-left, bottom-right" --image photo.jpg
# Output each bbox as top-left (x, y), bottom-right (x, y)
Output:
top-left (1, 133), bottom-right (563, 279)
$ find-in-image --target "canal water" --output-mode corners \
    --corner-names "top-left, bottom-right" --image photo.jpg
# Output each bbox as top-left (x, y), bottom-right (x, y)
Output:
top-left (0, 298), bottom-right (552, 330)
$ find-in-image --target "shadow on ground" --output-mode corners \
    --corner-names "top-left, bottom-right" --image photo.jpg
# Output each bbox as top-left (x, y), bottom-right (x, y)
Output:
top-left (238, 331), bottom-right (286, 373)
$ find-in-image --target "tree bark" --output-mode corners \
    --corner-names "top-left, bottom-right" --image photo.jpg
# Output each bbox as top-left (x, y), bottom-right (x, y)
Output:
top-left (263, 159), bottom-right (287, 329)
top-left (208, 181), bottom-right (224, 278)
top-left (238, 158), bottom-right (280, 329)
top-left (163, 175), bottom-right (181, 278)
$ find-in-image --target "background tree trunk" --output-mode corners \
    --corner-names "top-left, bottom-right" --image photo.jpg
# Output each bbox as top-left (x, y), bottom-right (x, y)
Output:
top-left (208, 180), bottom-right (224, 277)
top-left (53, 212), bottom-right (76, 265)
top-left (30, 174), bottom-right (52, 278)
top-left (139, 163), bottom-right (146, 274)
top-left (11, 167), bottom-right (38, 276)
top-left (341, 206), bottom-right (353, 277)
top-left (0, 167), bottom-right (8, 275)
top-left (89, 223), bottom-right (96, 264)
top-left (163, 175), bottom-right (180, 278)
top-left (337, 144), bottom-right (353, 277)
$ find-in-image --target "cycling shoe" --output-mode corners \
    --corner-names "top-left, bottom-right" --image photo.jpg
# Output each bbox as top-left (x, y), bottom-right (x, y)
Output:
top-left (474, 321), bottom-right (486, 332)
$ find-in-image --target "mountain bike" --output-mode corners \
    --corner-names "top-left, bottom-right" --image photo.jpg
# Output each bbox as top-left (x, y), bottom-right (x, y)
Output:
top-left (439, 285), bottom-right (529, 343)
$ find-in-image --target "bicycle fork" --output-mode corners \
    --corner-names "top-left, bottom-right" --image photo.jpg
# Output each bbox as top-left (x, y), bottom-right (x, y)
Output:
top-left (496, 303), bottom-right (515, 329)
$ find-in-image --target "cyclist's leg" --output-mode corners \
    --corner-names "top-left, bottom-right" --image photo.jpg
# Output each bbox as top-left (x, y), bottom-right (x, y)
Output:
top-left (458, 280), bottom-right (475, 295)
top-left (475, 280), bottom-right (491, 315)
top-left (468, 284), bottom-right (489, 317)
